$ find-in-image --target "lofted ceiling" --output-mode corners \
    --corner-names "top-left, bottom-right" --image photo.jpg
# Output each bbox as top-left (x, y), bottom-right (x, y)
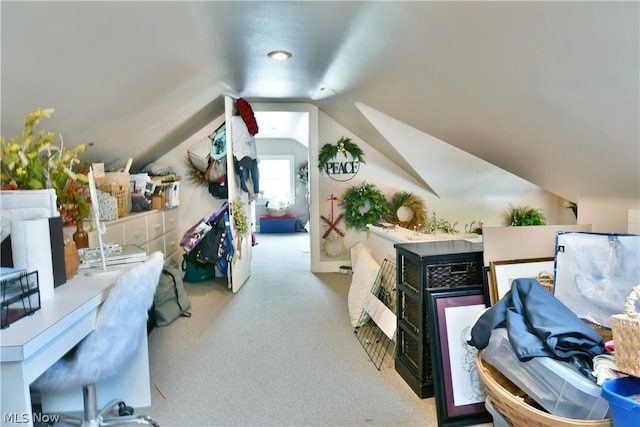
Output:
top-left (1, 1), bottom-right (638, 202)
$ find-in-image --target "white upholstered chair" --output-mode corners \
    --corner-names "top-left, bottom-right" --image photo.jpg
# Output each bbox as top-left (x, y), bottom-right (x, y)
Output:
top-left (32, 251), bottom-right (164, 426)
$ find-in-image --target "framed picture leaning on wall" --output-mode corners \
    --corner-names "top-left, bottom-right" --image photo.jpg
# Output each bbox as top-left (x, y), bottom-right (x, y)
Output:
top-left (488, 257), bottom-right (555, 305)
top-left (426, 285), bottom-right (491, 427)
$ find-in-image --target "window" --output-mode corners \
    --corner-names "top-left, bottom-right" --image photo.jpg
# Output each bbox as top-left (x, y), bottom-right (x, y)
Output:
top-left (258, 155), bottom-right (295, 206)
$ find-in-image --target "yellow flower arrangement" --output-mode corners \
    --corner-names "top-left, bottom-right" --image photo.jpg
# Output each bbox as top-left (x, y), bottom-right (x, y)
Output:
top-left (1, 108), bottom-right (90, 223)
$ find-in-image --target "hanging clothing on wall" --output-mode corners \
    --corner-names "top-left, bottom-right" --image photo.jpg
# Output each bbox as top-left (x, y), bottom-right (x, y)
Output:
top-left (231, 115), bottom-right (257, 160)
top-left (231, 115), bottom-right (259, 199)
top-left (236, 156), bottom-right (260, 197)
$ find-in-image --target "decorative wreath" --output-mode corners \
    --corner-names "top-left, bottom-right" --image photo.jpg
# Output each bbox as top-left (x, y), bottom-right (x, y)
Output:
top-left (185, 156), bottom-right (208, 187)
top-left (321, 234), bottom-right (346, 258)
top-left (318, 137), bottom-right (366, 171)
top-left (339, 182), bottom-right (386, 231)
top-left (236, 98), bottom-right (258, 135)
top-left (297, 161), bottom-right (309, 185)
top-left (383, 192), bottom-right (428, 232)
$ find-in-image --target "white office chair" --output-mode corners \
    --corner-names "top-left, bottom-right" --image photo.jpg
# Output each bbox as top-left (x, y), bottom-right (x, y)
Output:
top-left (32, 251), bottom-right (165, 426)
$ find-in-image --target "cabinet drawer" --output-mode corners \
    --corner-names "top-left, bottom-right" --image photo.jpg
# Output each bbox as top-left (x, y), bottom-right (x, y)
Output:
top-left (102, 223), bottom-right (125, 246)
top-left (163, 208), bottom-right (178, 233)
top-left (425, 260), bottom-right (483, 289)
top-left (398, 327), bottom-right (421, 373)
top-left (146, 211), bottom-right (163, 241)
top-left (164, 230), bottom-right (179, 256)
top-left (88, 221), bottom-right (124, 247)
top-left (398, 291), bottom-right (420, 334)
top-left (399, 255), bottom-right (420, 293)
top-left (145, 235), bottom-right (165, 255)
top-left (123, 216), bottom-right (147, 246)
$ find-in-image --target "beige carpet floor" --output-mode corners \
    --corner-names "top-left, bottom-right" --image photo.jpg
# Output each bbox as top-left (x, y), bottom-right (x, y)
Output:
top-left (146, 232), bottom-right (492, 427)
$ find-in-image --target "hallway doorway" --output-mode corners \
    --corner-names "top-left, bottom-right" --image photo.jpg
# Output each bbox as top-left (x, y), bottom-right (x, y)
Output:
top-left (252, 104), bottom-right (318, 271)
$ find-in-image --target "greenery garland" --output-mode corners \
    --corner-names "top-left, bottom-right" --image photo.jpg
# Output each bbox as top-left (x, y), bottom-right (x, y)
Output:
top-left (230, 197), bottom-right (249, 234)
top-left (318, 137), bottom-right (366, 171)
top-left (383, 191), bottom-right (428, 232)
top-left (339, 182), bottom-right (386, 231)
top-left (230, 197), bottom-right (249, 262)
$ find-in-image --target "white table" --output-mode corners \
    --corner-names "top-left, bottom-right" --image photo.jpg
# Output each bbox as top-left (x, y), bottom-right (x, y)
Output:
top-left (0, 266), bottom-right (151, 426)
top-left (367, 224), bottom-right (483, 264)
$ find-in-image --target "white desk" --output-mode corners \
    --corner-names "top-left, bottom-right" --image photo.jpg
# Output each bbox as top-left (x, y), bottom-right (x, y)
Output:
top-left (0, 266), bottom-right (151, 426)
top-left (368, 224), bottom-right (483, 264)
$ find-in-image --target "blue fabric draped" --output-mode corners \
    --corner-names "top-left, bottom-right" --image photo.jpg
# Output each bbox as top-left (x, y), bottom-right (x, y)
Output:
top-left (470, 278), bottom-right (605, 370)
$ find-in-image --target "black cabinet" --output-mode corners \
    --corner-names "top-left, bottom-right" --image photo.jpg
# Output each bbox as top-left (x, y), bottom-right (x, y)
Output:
top-left (394, 240), bottom-right (483, 398)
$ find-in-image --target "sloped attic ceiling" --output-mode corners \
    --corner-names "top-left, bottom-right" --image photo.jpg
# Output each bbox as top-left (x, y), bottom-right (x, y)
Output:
top-left (1, 1), bottom-right (638, 202)
top-left (356, 102), bottom-right (543, 199)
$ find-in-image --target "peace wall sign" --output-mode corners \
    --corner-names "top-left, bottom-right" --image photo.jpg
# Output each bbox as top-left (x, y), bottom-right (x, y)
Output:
top-left (317, 137), bottom-right (365, 182)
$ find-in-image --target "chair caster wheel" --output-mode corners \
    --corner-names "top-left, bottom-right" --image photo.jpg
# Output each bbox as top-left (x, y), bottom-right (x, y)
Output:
top-left (118, 401), bottom-right (134, 416)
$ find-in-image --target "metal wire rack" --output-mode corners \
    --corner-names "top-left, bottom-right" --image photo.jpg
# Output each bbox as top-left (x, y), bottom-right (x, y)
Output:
top-left (354, 258), bottom-right (397, 370)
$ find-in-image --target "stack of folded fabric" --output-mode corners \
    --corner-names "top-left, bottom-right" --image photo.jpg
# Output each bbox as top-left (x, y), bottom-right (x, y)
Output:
top-left (469, 278), bottom-right (613, 425)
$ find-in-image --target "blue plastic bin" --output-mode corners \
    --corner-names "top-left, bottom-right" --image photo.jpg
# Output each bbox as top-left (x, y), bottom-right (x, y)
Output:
top-left (259, 214), bottom-right (296, 233)
top-left (601, 377), bottom-right (640, 427)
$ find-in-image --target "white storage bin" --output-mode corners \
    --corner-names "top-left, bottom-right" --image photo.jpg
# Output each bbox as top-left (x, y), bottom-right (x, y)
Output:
top-left (165, 181), bottom-right (180, 208)
top-left (482, 327), bottom-right (610, 420)
top-left (485, 397), bottom-right (513, 427)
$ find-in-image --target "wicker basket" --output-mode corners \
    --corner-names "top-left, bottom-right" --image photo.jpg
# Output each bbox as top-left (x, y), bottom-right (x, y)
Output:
top-left (96, 189), bottom-right (118, 221)
top-left (266, 207), bottom-right (288, 217)
top-left (611, 285), bottom-right (640, 377)
top-left (476, 352), bottom-right (612, 427)
top-left (426, 261), bottom-right (483, 289)
top-left (97, 183), bottom-right (129, 218)
top-left (582, 319), bottom-right (613, 343)
top-left (536, 271), bottom-right (555, 294)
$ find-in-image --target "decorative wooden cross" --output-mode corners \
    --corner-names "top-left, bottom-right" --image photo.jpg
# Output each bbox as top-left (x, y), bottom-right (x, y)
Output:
top-left (320, 194), bottom-right (345, 239)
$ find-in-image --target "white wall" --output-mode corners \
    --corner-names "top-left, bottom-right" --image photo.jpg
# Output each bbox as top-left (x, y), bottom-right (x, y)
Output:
top-left (315, 111), bottom-right (566, 269)
top-left (155, 104), bottom-right (635, 275)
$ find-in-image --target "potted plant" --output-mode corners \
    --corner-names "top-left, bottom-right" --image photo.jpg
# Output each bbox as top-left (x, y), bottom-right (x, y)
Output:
top-left (564, 201), bottom-right (578, 217)
top-left (505, 205), bottom-right (547, 226)
top-left (1, 108), bottom-right (91, 247)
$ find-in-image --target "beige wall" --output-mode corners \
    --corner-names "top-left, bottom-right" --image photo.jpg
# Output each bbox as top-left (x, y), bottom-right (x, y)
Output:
top-left (577, 198), bottom-right (640, 233)
top-left (316, 111), bottom-right (573, 267)
top-left (482, 224), bottom-right (592, 267)
top-left (156, 104), bottom-right (638, 273)
top-left (156, 117), bottom-right (227, 250)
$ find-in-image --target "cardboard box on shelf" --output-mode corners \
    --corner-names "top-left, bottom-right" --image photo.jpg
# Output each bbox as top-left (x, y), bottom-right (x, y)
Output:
top-left (152, 192), bottom-right (166, 210)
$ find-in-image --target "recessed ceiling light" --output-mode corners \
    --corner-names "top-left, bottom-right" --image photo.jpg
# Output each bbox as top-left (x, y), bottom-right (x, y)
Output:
top-left (268, 50), bottom-right (292, 61)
